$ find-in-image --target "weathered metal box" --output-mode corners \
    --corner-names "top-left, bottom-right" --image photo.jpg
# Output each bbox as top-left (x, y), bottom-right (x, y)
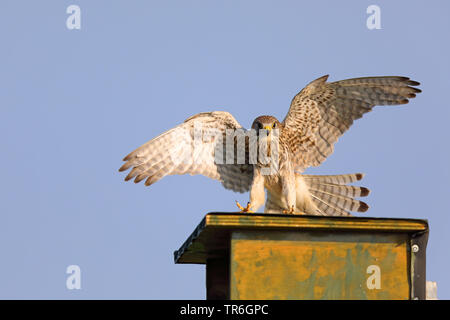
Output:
top-left (174, 213), bottom-right (428, 300)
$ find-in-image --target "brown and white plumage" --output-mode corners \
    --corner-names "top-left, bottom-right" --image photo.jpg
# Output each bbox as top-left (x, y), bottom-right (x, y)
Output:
top-left (120, 75), bottom-right (421, 216)
top-left (282, 75), bottom-right (421, 171)
top-left (265, 173), bottom-right (370, 216)
top-left (120, 111), bottom-right (253, 193)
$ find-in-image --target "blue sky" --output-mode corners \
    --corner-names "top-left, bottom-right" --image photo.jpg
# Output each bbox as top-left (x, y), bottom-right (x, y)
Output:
top-left (0, 0), bottom-right (449, 299)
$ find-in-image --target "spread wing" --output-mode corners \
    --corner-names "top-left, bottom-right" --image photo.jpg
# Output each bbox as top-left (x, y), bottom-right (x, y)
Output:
top-left (119, 111), bottom-right (253, 193)
top-left (281, 75), bottom-right (421, 170)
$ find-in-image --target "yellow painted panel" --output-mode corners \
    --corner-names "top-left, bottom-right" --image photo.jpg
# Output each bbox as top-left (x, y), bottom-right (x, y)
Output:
top-left (231, 235), bottom-right (409, 300)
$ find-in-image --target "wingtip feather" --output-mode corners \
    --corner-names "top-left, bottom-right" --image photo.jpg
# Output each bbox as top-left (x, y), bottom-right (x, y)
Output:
top-left (119, 163), bottom-right (130, 172)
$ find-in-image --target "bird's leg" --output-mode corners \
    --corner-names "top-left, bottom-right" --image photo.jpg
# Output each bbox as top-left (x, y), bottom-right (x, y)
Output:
top-left (282, 205), bottom-right (294, 214)
top-left (235, 167), bottom-right (265, 214)
top-left (281, 170), bottom-right (305, 215)
top-left (282, 205), bottom-right (306, 215)
top-left (236, 201), bottom-right (254, 213)
top-left (282, 205), bottom-right (305, 215)
top-left (283, 205), bottom-right (294, 214)
top-left (236, 166), bottom-right (265, 213)
top-left (242, 167), bottom-right (265, 213)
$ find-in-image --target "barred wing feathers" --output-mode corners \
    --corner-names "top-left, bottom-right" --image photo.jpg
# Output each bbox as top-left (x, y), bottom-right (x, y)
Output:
top-left (282, 75), bottom-right (421, 170)
top-left (119, 111), bottom-right (253, 193)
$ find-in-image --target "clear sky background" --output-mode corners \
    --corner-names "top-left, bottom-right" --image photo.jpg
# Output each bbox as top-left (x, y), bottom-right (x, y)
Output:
top-left (1, 0), bottom-right (449, 299)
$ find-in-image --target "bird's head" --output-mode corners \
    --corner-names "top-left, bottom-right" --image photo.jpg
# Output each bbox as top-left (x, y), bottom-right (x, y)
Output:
top-left (251, 115), bottom-right (282, 135)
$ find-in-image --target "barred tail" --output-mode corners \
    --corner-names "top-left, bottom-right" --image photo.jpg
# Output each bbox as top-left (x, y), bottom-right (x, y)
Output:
top-left (303, 173), bottom-right (370, 216)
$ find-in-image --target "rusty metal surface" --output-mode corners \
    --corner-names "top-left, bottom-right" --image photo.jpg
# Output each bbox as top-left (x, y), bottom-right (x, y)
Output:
top-left (174, 213), bottom-right (428, 264)
top-left (230, 230), bottom-right (410, 300)
top-left (174, 213), bottom-right (428, 300)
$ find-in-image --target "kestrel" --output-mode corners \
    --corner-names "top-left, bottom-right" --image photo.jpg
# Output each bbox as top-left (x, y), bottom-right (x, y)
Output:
top-left (119, 75), bottom-right (421, 215)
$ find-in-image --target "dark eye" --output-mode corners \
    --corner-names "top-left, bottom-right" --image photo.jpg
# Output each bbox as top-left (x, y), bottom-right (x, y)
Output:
top-left (272, 122), bottom-right (277, 128)
top-left (258, 123), bottom-right (263, 129)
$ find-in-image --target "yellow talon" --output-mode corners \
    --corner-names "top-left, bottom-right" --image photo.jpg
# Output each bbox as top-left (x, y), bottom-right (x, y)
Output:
top-left (283, 205), bottom-right (304, 215)
top-left (236, 201), bottom-right (254, 213)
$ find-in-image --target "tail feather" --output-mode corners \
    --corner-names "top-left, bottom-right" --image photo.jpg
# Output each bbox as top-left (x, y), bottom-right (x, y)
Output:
top-left (308, 183), bottom-right (370, 198)
top-left (309, 194), bottom-right (351, 216)
top-left (309, 189), bottom-right (369, 213)
top-left (302, 173), bottom-right (364, 185)
top-left (303, 173), bottom-right (370, 216)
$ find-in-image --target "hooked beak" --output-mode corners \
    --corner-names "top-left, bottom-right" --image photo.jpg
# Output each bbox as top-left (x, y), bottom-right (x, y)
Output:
top-left (263, 125), bottom-right (272, 132)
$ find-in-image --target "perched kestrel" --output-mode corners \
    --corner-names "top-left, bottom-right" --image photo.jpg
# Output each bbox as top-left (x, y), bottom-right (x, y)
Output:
top-left (119, 75), bottom-right (421, 215)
